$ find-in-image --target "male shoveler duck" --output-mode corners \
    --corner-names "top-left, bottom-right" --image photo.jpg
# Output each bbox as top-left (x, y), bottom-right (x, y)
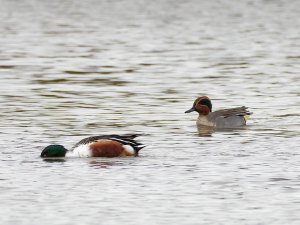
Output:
top-left (185, 96), bottom-right (252, 128)
top-left (41, 134), bottom-right (145, 158)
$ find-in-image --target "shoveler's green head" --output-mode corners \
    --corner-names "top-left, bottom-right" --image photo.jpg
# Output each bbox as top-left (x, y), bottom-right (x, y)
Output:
top-left (41, 145), bottom-right (68, 157)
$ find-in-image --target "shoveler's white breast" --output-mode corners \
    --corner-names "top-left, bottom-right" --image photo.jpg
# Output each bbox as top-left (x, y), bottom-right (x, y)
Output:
top-left (66, 144), bottom-right (92, 157)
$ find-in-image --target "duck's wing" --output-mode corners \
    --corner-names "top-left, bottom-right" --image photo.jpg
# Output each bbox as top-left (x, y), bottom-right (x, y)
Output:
top-left (208, 107), bottom-right (252, 128)
top-left (72, 134), bottom-right (144, 152)
top-left (210, 106), bottom-right (252, 119)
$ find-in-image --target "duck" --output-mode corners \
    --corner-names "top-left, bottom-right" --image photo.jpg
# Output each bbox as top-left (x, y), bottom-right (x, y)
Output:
top-left (40, 134), bottom-right (145, 158)
top-left (185, 96), bottom-right (252, 128)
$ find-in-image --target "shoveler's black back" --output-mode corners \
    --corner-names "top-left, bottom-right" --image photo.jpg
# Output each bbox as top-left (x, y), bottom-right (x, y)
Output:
top-left (72, 134), bottom-right (144, 152)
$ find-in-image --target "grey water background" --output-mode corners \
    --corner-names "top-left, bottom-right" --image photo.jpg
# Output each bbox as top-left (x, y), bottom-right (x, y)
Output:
top-left (0, 0), bottom-right (299, 224)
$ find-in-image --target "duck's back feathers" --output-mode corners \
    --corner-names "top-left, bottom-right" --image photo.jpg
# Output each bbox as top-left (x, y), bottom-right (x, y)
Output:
top-left (209, 106), bottom-right (252, 119)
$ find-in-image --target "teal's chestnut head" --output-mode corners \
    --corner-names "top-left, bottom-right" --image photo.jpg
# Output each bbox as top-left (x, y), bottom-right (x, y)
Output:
top-left (185, 96), bottom-right (212, 115)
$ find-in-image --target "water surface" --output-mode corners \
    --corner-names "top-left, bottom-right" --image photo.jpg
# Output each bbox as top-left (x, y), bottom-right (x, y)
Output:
top-left (0, 0), bottom-right (299, 224)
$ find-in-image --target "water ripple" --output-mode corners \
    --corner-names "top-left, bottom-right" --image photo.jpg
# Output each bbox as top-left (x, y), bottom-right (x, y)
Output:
top-left (0, 0), bottom-right (300, 224)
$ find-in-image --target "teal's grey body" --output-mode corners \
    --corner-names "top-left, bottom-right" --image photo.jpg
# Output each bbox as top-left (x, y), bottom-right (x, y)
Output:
top-left (198, 106), bottom-right (250, 128)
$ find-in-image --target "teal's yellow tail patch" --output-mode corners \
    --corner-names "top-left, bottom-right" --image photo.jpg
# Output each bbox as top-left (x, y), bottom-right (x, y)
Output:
top-left (244, 115), bottom-right (250, 121)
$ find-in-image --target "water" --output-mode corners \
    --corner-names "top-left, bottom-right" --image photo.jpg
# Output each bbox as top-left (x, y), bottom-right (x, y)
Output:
top-left (0, 0), bottom-right (300, 224)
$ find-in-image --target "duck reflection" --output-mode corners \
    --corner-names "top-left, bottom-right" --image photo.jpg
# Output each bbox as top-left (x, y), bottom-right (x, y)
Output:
top-left (89, 160), bottom-right (124, 169)
top-left (197, 125), bottom-right (216, 137)
top-left (197, 125), bottom-right (249, 137)
top-left (42, 158), bottom-right (133, 168)
top-left (42, 158), bottom-right (66, 163)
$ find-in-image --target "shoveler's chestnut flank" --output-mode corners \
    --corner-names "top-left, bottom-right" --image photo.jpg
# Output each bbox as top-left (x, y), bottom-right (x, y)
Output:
top-left (185, 96), bottom-right (252, 128)
top-left (41, 134), bottom-right (145, 158)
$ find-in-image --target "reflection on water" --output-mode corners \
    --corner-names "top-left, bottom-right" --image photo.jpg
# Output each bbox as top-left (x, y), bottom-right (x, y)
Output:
top-left (42, 158), bottom-right (66, 163)
top-left (0, 0), bottom-right (300, 224)
top-left (88, 159), bottom-right (131, 169)
top-left (197, 125), bottom-right (216, 137)
top-left (89, 160), bottom-right (116, 169)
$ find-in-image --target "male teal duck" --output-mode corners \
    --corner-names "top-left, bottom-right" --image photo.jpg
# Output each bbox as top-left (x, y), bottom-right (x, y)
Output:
top-left (41, 134), bottom-right (145, 158)
top-left (185, 96), bottom-right (252, 128)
